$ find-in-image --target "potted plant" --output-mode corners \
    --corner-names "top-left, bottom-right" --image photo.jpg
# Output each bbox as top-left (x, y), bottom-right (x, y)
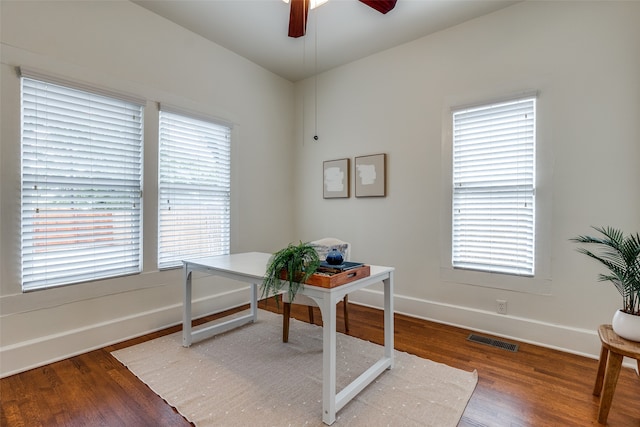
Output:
top-left (261, 241), bottom-right (320, 304)
top-left (571, 226), bottom-right (640, 341)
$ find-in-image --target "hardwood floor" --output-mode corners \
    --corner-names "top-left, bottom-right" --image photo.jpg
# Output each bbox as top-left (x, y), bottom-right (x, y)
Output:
top-left (2, 301), bottom-right (639, 426)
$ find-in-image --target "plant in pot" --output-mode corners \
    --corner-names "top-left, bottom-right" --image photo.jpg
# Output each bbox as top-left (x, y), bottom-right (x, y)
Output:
top-left (261, 241), bottom-right (320, 304)
top-left (571, 226), bottom-right (640, 341)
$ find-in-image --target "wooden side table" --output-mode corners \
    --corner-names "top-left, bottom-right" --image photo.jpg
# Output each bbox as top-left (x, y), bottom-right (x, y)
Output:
top-left (593, 324), bottom-right (640, 424)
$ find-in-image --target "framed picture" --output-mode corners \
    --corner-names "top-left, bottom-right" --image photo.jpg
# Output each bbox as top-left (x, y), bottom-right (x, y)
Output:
top-left (355, 153), bottom-right (386, 197)
top-left (323, 158), bottom-right (350, 199)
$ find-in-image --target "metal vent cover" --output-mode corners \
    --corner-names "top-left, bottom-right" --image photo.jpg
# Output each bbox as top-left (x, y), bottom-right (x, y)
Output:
top-left (467, 334), bottom-right (519, 352)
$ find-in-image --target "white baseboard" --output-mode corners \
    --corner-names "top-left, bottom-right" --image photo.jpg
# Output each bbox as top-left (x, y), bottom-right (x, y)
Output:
top-left (350, 288), bottom-right (639, 369)
top-left (3, 286), bottom-right (636, 378)
top-left (0, 288), bottom-right (249, 378)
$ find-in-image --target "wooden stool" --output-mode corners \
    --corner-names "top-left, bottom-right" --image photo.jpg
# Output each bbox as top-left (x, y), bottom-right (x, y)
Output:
top-left (593, 324), bottom-right (640, 424)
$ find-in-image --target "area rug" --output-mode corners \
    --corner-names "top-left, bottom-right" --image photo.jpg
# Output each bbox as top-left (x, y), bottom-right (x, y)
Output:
top-left (112, 310), bottom-right (477, 426)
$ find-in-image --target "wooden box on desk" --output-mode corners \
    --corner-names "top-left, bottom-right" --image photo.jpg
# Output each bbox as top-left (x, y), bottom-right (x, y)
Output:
top-left (280, 265), bottom-right (371, 288)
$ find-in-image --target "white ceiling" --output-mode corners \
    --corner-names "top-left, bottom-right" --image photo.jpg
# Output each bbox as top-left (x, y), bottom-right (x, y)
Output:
top-left (133, 0), bottom-right (520, 82)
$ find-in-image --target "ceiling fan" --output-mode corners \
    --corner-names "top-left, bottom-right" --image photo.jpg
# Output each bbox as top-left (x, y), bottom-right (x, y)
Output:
top-left (288, 0), bottom-right (398, 38)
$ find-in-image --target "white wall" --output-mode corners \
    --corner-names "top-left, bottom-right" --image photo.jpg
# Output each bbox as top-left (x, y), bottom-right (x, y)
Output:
top-left (0, 0), bottom-right (296, 377)
top-left (2, 0), bottom-right (639, 378)
top-left (293, 1), bottom-right (640, 358)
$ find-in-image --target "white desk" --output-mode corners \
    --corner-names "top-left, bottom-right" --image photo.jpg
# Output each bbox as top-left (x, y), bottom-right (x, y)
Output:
top-left (182, 252), bottom-right (395, 425)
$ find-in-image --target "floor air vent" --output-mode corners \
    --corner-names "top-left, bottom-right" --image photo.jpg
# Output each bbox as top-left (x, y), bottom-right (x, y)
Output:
top-left (467, 334), bottom-right (519, 352)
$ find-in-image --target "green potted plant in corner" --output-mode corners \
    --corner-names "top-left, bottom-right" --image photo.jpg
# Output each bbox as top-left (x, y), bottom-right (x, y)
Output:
top-left (571, 226), bottom-right (640, 341)
top-left (261, 241), bottom-right (320, 304)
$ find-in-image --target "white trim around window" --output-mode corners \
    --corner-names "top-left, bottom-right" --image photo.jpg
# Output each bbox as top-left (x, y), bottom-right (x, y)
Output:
top-left (440, 92), bottom-right (552, 295)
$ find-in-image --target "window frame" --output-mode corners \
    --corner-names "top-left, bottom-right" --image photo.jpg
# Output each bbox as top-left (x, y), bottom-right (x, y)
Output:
top-left (157, 105), bottom-right (232, 269)
top-left (452, 96), bottom-right (536, 277)
top-left (19, 70), bottom-right (144, 292)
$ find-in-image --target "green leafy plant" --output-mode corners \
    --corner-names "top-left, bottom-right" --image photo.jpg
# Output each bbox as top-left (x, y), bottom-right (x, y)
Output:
top-left (571, 226), bottom-right (640, 316)
top-left (261, 241), bottom-right (320, 304)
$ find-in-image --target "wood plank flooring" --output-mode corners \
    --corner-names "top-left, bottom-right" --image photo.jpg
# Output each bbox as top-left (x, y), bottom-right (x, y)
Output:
top-left (1, 301), bottom-right (639, 426)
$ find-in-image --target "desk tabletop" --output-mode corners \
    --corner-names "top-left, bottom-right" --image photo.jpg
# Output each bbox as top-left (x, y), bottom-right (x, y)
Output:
top-left (184, 252), bottom-right (272, 281)
top-left (183, 251), bottom-right (394, 284)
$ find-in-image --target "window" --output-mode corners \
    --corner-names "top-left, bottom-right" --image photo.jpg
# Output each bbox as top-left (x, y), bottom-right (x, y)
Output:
top-left (452, 97), bottom-right (536, 276)
top-left (20, 73), bottom-right (144, 291)
top-left (158, 108), bottom-right (231, 269)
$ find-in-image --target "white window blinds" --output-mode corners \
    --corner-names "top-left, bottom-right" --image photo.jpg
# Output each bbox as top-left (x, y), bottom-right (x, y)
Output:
top-left (21, 76), bottom-right (143, 291)
top-left (452, 97), bottom-right (536, 276)
top-left (158, 109), bottom-right (231, 269)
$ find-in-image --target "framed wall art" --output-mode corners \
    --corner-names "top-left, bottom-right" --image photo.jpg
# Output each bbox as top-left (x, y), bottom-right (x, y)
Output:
top-left (323, 158), bottom-right (350, 199)
top-left (355, 153), bottom-right (386, 197)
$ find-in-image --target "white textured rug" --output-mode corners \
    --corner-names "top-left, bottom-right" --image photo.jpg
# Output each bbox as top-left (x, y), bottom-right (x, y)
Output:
top-left (112, 310), bottom-right (477, 426)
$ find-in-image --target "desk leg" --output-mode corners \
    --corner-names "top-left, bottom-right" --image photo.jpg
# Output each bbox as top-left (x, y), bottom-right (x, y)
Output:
top-left (598, 351), bottom-right (623, 424)
top-left (250, 282), bottom-right (258, 323)
top-left (182, 269), bottom-right (193, 347)
top-left (321, 295), bottom-right (338, 425)
top-left (384, 271), bottom-right (395, 368)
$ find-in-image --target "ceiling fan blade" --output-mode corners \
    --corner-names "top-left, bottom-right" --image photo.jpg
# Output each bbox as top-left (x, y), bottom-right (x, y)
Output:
top-left (288, 0), bottom-right (310, 38)
top-left (358, 0), bottom-right (398, 14)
